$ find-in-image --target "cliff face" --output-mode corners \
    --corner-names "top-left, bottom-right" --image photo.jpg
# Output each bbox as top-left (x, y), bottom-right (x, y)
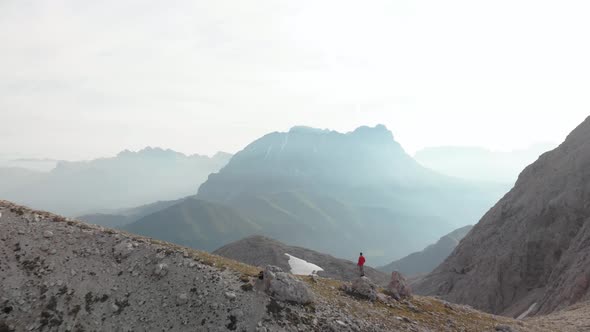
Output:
top-left (415, 116), bottom-right (590, 317)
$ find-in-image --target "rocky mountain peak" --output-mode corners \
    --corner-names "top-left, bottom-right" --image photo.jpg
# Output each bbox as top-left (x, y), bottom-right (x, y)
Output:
top-left (349, 124), bottom-right (394, 142)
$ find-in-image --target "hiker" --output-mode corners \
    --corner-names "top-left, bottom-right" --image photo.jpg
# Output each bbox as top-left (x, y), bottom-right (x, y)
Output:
top-left (357, 252), bottom-right (366, 277)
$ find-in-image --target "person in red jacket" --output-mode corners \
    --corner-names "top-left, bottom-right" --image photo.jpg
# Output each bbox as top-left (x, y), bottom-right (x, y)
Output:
top-left (357, 252), bottom-right (366, 277)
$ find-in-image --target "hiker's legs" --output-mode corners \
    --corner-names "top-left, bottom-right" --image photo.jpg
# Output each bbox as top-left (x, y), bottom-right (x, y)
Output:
top-left (359, 265), bottom-right (365, 276)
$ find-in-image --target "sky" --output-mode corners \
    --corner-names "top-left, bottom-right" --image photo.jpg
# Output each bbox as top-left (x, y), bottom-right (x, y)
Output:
top-left (1, 0), bottom-right (589, 160)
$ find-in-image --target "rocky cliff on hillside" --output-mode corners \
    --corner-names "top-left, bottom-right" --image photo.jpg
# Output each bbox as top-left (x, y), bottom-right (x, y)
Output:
top-left (415, 116), bottom-right (590, 317)
top-left (214, 235), bottom-right (389, 285)
top-left (379, 225), bottom-right (473, 276)
top-left (0, 200), bottom-right (552, 332)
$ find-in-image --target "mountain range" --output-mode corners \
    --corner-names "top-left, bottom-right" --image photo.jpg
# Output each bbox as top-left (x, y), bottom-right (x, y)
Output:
top-left (415, 116), bottom-right (590, 318)
top-left (0, 147), bottom-right (231, 216)
top-left (124, 125), bottom-right (509, 265)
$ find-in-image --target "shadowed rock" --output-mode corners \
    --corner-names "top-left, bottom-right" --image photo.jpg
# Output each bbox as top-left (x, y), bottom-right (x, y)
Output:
top-left (385, 272), bottom-right (412, 300)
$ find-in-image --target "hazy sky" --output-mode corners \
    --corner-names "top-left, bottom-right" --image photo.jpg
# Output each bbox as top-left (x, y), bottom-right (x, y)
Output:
top-left (1, 0), bottom-right (589, 160)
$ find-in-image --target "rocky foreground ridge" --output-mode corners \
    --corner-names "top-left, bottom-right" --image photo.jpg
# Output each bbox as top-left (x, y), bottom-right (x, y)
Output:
top-left (0, 200), bottom-right (578, 331)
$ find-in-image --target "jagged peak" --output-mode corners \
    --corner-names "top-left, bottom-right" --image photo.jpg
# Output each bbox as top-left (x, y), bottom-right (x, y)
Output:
top-left (288, 126), bottom-right (331, 134)
top-left (284, 124), bottom-right (395, 142)
top-left (349, 124), bottom-right (394, 141)
top-left (116, 147), bottom-right (187, 158)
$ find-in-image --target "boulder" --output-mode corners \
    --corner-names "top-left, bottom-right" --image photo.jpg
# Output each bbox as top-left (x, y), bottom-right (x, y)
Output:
top-left (385, 271), bottom-right (412, 300)
top-left (263, 265), bottom-right (314, 304)
top-left (342, 276), bottom-right (378, 301)
top-left (153, 263), bottom-right (169, 278)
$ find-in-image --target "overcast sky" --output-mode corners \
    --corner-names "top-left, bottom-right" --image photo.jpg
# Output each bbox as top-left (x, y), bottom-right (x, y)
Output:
top-left (1, 0), bottom-right (589, 160)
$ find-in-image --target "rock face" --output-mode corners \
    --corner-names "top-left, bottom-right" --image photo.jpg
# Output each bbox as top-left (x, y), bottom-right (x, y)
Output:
top-left (386, 272), bottom-right (412, 300)
top-left (214, 235), bottom-right (389, 285)
top-left (262, 266), bottom-right (314, 304)
top-left (378, 225), bottom-right (473, 276)
top-left (414, 116), bottom-right (590, 317)
top-left (0, 202), bottom-right (271, 331)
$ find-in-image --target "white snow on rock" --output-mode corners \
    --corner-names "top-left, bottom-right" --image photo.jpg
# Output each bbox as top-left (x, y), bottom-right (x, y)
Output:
top-left (285, 253), bottom-right (324, 276)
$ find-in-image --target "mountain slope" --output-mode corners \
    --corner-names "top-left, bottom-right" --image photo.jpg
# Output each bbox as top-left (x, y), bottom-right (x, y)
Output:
top-left (78, 198), bottom-right (185, 228)
top-left (0, 148), bottom-right (231, 216)
top-left (214, 235), bottom-right (390, 285)
top-left (378, 225), bottom-right (473, 276)
top-left (123, 198), bottom-right (261, 251)
top-left (414, 116), bottom-right (590, 317)
top-left (0, 200), bottom-right (558, 332)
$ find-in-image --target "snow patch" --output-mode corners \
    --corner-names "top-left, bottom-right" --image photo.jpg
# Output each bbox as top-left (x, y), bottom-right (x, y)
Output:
top-left (285, 253), bottom-right (324, 276)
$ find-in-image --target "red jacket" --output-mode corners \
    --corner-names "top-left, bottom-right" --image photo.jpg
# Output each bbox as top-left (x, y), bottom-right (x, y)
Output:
top-left (358, 256), bottom-right (366, 266)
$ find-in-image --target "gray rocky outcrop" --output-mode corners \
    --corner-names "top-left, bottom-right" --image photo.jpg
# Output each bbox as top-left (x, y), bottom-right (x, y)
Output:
top-left (341, 276), bottom-right (378, 301)
top-left (262, 265), bottom-right (314, 304)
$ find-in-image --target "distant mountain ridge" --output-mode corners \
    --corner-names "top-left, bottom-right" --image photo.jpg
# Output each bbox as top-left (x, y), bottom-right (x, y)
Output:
top-left (0, 147), bottom-right (231, 216)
